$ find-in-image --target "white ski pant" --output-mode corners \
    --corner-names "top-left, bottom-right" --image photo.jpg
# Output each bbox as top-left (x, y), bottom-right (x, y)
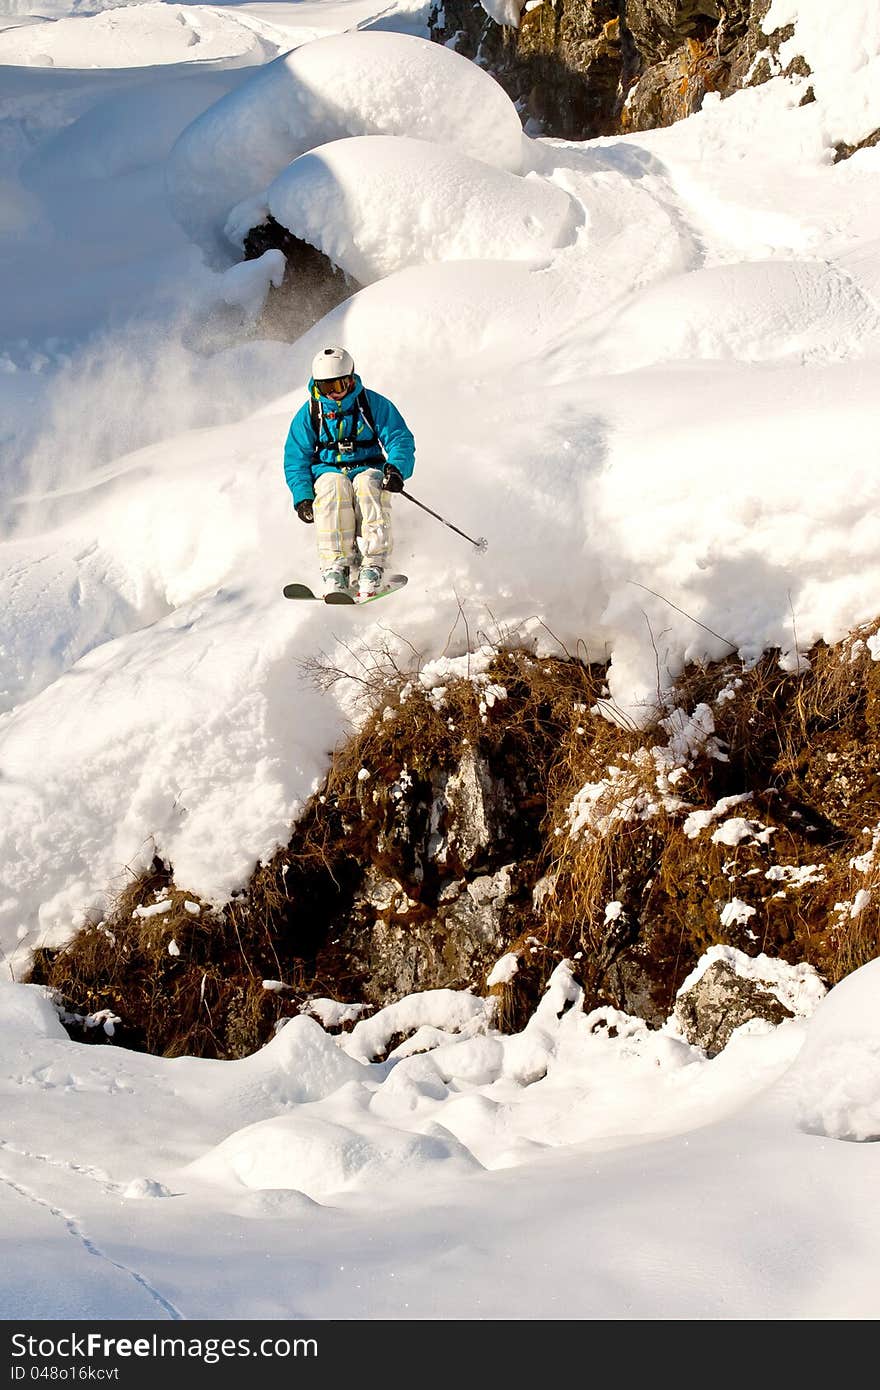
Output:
top-left (314, 468), bottom-right (391, 572)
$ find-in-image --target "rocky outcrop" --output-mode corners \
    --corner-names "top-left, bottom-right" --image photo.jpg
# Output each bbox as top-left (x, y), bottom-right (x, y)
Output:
top-left (32, 626), bottom-right (880, 1059)
top-left (429, 0), bottom-right (795, 139)
top-left (430, 0), bottom-right (629, 136)
top-left (834, 128), bottom-right (880, 165)
top-left (623, 1), bottom-right (767, 131)
top-left (344, 864), bottom-right (520, 1002)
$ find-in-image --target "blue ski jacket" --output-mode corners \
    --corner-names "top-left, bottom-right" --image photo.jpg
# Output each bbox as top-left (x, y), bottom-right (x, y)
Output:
top-left (283, 375), bottom-right (415, 506)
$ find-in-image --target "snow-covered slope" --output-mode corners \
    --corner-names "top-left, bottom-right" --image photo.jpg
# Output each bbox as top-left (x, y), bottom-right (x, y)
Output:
top-left (1, 0), bottom-right (880, 1326)
top-left (2, 952), bottom-right (880, 1320)
top-left (2, 11), bottom-right (880, 966)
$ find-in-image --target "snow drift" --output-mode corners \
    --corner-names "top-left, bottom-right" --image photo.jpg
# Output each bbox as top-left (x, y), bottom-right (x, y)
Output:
top-left (235, 135), bottom-right (578, 283)
top-left (166, 29), bottom-right (526, 258)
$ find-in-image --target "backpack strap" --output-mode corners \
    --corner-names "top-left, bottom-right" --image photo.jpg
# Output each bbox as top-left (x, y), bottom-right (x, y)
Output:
top-left (357, 392), bottom-right (384, 457)
top-left (309, 391), bottom-right (323, 446)
top-left (309, 388), bottom-right (386, 463)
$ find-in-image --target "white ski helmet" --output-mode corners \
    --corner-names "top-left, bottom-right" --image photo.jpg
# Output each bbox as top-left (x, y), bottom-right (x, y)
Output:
top-left (311, 345), bottom-right (354, 381)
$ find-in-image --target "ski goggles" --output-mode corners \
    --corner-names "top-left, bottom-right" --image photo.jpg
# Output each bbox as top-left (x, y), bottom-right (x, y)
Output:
top-left (316, 375), bottom-right (355, 395)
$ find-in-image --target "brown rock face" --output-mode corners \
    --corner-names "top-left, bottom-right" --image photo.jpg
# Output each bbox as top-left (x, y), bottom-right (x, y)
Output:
top-left (430, 0), bottom-right (628, 137)
top-left (622, 0), bottom-right (773, 132)
top-left (515, 0), bottom-right (627, 137)
top-left (625, 0), bottom-right (722, 64)
top-left (429, 0), bottom-right (787, 140)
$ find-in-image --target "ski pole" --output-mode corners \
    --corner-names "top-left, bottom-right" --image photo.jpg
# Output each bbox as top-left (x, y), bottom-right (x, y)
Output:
top-left (399, 489), bottom-right (488, 552)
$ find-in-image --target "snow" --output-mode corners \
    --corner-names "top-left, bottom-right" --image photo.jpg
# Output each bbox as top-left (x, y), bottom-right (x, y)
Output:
top-left (133, 900), bottom-right (173, 919)
top-left (719, 897), bottom-right (757, 928)
top-left (765, 0), bottom-right (880, 148)
top-left (483, 0), bottom-right (523, 28)
top-left (167, 29), bottom-right (525, 257)
top-left (3, 956), bottom-right (880, 1318)
top-left (786, 957), bottom-right (880, 1143)
top-left (0, 4), bottom-right (291, 68)
top-left (248, 135), bottom-right (578, 284)
top-left (683, 792), bottom-right (753, 838)
top-left (486, 951), bottom-right (519, 986)
top-left (711, 816), bottom-right (774, 847)
top-left (1, 0), bottom-right (880, 1320)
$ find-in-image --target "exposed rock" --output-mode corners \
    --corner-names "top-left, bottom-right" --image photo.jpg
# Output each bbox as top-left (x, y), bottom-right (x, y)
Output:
top-left (344, 862), bottom-right (520, 1004)
top-left (429, 0), bottom-right (500, 62)
top-left (34, 636), bottom-right (878, 1060)
top-left (621, 0), bottom-right (777, 132)
top-left (673, 956), bottom-right (794, 1054)
top-left (241, 215), bottom-right (357, 339)
top-left (515, 0), bottom-right (627, 137)
top-left (624, 0), bottom-right (722, 64)
top-left (429, 0), bottom-right (627, 136)
top-left (430, 0), bottom-right (796, 140)
top-left (835, 128), bottom-right (880, 165)
top-left (433, 748), bottom-right (499, 868)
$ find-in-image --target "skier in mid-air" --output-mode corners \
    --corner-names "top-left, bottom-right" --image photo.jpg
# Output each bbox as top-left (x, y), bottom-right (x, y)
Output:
top-left (283, 345), bottom-right (415, 600)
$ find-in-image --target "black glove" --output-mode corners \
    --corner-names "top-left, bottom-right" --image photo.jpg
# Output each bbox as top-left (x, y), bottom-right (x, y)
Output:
top-left (382, 465), bottom-right (404, 494)
top-left (295, 499), bottom-right (314, 524)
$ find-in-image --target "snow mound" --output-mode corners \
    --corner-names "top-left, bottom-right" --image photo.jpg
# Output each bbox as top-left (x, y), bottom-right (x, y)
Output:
top-left (789, 957), bottom-right (880, 1142)
top-left (243, 136), bottom-right (577, 285)
top-left (166, 31), bottom-right (525, 257)
top-left (0, 4), bottom-right (287, 69)
top-left (0, 982), bottom-right (67, 1042)
top-left (233, 1015), bottom-right (365, 1105)
top-left (596, 258), bottom-right (880, 370)
top-left (342, 989), bottom-right (492, 1063)
top-left (187, 1110), bottom-right (479, 1198)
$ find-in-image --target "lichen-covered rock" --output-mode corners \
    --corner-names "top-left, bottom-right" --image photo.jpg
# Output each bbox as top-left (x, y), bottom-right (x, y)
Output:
top-left (345, 863), bottom-right (520, 1004)
top-left (621, 37), bottom-right (720, 131)
top-left (673, 955), bottom-right (795, 1054)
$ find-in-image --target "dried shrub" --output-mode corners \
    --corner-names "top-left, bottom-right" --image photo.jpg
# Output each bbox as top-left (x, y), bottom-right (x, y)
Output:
top-left (28, 618), bottom-right (880, 1057)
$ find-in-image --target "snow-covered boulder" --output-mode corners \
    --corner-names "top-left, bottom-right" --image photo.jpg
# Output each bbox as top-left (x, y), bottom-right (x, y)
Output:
top-left (232, 135), bottom-right (576, 285)
top-left (167, 31), bottom-right (526, 259)
top-left (673, 945), bottom-right (826, 1056)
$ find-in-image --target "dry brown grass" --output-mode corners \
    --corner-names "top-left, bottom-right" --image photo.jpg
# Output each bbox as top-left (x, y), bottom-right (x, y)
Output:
top-left (29, 862), bottom-right (289, 1057)
top-left (528, 626), bottom-right (880, 1009)
top-left (29, 622), bottom-right (880, 1056)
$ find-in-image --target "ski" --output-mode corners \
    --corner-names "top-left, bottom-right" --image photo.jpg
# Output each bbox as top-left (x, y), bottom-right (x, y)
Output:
top-left (283, 575), bottom-right (408, 605)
